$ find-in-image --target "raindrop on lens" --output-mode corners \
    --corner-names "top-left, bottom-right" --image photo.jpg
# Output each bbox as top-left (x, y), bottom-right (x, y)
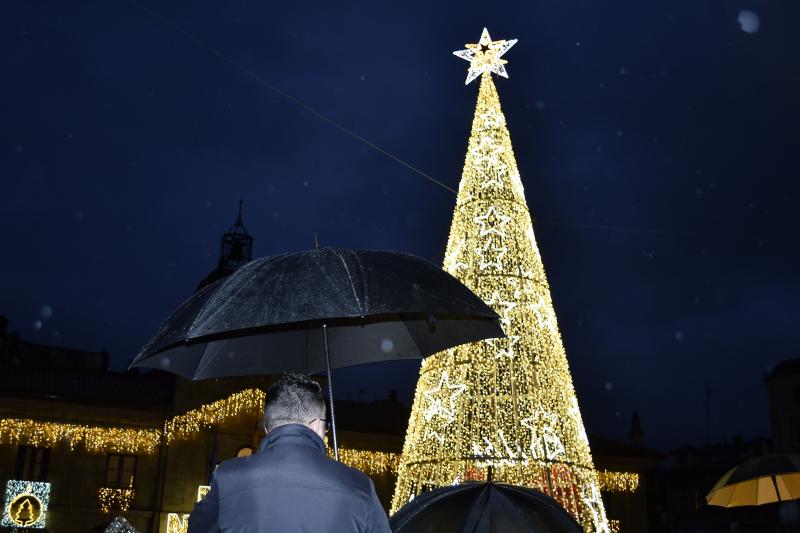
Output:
top-left (227, 351), bottom-right (236, 359)
top-left (40, 305), bottom-right (53, 320)
top-left (738, 10), bottom-right (759, 34)
top-left (604, 382), bottom-right (614, 392)
top-left (160, 356), bottom-right (171, 368)
top-left (33, 320), bottom-right (42, 330)
top-left (674, 330), bottom-right (684, 341)
top-left (380, 338), bottom-right (394, 353)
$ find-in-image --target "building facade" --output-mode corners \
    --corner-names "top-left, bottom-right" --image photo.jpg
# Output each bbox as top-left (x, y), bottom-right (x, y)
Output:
top-left (765, 358), bottom-right (800, 453)
top-left (0, 321), bottom-right (659, 532)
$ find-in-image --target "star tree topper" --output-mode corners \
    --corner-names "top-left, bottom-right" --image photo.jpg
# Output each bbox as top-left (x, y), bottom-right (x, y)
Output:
top-left (453, 28), bottom-right (518, 85)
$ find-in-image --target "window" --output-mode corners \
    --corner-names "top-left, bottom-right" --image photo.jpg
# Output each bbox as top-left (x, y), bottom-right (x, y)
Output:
top-left (105, 454), bottom-right (137, 488)
top-left (15, 446), bottom-right (50, 481)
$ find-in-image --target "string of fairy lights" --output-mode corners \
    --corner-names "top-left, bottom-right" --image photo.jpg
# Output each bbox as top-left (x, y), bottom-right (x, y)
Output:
top-left (97, 488), bottom-right (136, 513)
top-left (164, 388), bottom-right (266, 444)
top-left (0, 388), bottom-right (639, 493)
top-left (0, 388), bottom-right (403, 478)
top-left (0, 418), bottom-right (161, 455)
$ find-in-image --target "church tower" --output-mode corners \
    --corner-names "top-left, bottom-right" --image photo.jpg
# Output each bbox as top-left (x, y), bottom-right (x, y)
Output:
top-left (196, 201), bottom-right (254, 291)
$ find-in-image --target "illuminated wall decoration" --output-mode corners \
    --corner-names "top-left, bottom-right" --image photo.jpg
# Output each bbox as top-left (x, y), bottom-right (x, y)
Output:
top-left (330, 448), bottom-right (400, 476)
top-left (0, 390), bottom-right (403, 504)
top-left (98, 487), bottom-right (136, 512)
top-left (105, 516), bottom-right (139, 532)
top-left (164, 389), bottom-right (265, 444)
top-left (391, 28), bottom-right (609, 531)
top-left (165, 484), bottom-right (209, 533)
top-left (0, 390), bottom-right (403, 482)
top-left (2, 480), bottom-right (50, 529)
top-left (597, 471), bottom-right (639, 493)
top-left (167, 513), bottom-right (190, 533)
top-left (0, 418), bottom-right (160, 455)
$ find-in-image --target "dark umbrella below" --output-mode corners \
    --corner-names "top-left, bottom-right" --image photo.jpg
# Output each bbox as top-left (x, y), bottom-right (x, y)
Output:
top-left (390, 482), bottom-right (583, 533)
top-left (130, 247), bottom-right (504, 459)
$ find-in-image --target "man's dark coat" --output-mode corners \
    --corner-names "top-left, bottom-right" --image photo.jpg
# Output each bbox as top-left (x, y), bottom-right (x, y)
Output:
top-left (188, 424), bottom-right (391, 532)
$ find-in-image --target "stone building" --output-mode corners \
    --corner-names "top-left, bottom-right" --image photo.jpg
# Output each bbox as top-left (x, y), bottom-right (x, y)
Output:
top-left (0, 320), bottom-right (409, 532)
top-left (765, 358), bottom-right (800, 453)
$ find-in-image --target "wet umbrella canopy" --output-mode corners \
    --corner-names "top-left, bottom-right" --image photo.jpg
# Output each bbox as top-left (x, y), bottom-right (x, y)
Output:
top-left (130, 247), bottom-right (502, 378)
top-left (390, 481), bottom-right (583, 533)
top-left (129, 247), bottom-right (503, 457)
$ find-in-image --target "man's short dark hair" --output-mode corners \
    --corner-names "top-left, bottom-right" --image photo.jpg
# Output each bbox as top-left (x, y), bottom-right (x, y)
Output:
top-left (264, 373), bottom-right (326, 432)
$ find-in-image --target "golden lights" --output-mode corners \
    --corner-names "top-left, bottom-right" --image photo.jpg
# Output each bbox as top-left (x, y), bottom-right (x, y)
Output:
top-left (391, 33), bottom-right (609, 532)
top-left (164, 388), bottom-right (266, 444)
top-left (330, 448), bottom-right (400, 477)
top-left (2, 481), bottom-right (49, 529)
top-left (0, 388), bottom-right (267, 454)
top-left (196, 485), bottom-right (211, 502)
top-left (97, 487), bottom-right (136, 513)
top-left (597, 471), bottom-right (639, 493)
top-left (167, 513), bottom-right (190, 533)
top-left (0, 418), bottom-right (160, 455)
top-left (0, 389), bottom-right (402, 479)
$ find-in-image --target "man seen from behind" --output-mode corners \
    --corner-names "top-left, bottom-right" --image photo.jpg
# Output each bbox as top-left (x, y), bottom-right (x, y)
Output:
top-left (188, 372), bottom-right (391, 532)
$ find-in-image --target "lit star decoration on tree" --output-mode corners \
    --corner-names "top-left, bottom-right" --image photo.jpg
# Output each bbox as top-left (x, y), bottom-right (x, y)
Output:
top-left (521, 409), bottom-right (566, 461)
top-left (583, 484), bottom-right (612, 533)
top-left (453, 28), bottom-right (518, 85)
top-left (487, 335), bottom-right (520, 360)
top-left (391, 29), bottom-right (609, 531)
top-left (423, 371), bottom-right (467, 424)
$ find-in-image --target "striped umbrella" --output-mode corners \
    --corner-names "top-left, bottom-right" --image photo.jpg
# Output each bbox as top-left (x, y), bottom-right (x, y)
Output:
top-left (707, 453), bottom-right (800, 507)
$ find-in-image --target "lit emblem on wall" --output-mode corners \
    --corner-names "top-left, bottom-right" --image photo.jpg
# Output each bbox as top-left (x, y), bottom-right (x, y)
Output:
top-left (166, 513), bottom-right (189, 533)
top-left (166, 484), bottom-right (212, 533)
top-left (1, 480), bottom-right (50, 529)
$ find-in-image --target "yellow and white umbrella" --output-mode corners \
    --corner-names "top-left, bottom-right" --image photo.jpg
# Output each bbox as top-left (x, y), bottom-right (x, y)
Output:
top-left (707, 453), bottom-right (800, 507)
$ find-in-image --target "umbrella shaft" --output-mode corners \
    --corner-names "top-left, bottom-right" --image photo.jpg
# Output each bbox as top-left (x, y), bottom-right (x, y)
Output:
top-left (323, 323), bottom-right (339, 461)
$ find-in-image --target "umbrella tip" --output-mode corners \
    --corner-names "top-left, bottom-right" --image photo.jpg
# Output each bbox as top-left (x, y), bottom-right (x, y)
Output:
top-left (314, 232), bottom-right (320, 249)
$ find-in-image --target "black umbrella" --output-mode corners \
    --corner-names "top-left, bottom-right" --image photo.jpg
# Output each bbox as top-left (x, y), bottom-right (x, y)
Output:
top-left (130, 247), bottom-right (504, 458)
top-left (390, 481), bottom-right (583, 533)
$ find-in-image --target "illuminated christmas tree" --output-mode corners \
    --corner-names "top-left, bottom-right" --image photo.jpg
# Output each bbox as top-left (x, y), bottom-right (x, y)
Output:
top-left (14, 497), bottom-right (35, 526)
top-left (391, 28), bottom-right (609, 532)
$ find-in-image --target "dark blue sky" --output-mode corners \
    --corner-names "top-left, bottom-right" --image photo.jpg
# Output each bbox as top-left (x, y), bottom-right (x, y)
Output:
top-left (2, 0), bottom-right (798, 450)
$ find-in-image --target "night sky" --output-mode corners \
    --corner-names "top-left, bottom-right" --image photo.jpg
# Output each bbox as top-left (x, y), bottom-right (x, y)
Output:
top-left (3, 0), bottom-right (798, 450)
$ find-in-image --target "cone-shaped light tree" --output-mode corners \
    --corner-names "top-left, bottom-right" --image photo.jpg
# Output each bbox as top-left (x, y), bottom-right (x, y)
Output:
top-left (391, 29), bottom-right (609, 532)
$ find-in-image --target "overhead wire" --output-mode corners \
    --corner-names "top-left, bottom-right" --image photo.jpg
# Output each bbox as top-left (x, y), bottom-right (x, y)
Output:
top-left (129, 0), bottom-right (456, 195)
top-left (129, 0), bottom-right (729, 240)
